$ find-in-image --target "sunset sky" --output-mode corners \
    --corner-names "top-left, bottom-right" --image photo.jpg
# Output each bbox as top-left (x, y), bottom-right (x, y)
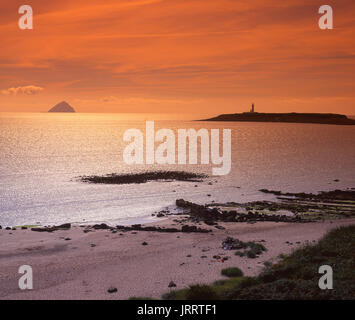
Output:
top-left (0, 0), bottom-right (354, 116)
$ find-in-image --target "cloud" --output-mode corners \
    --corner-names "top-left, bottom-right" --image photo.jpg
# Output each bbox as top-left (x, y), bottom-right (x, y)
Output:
top-left (1, 85), bottom-right (44, 95)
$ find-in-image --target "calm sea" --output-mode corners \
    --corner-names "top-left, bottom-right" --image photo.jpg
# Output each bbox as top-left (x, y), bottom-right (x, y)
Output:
top-left (0, 112), bottom-right (354, 227)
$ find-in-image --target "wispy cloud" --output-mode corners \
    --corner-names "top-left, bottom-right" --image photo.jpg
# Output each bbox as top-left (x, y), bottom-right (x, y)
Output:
top-left (1, 85), bottom-right (44, 95)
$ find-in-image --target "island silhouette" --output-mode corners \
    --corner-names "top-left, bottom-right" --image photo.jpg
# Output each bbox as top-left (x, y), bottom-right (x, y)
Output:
top-left (48, 101), bottom-right (75, 113)
top-left (202, 105), bottom-right (355, 125)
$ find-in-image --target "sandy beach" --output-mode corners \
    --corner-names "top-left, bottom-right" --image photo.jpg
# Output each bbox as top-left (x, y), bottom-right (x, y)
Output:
top-left (1, 217), bottom-right (354, 300)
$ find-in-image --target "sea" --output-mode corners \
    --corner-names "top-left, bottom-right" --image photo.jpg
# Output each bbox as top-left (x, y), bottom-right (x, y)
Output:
top-left (0, 112), bottom-right (354, 227)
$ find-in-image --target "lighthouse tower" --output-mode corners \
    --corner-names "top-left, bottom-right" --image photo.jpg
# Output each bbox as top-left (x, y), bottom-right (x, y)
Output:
top-left (250, 103), bottom-right (255, 113)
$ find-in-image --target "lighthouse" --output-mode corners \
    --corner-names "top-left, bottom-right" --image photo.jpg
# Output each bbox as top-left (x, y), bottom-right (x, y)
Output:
top-left (250, 103), bottom-right (255, 113)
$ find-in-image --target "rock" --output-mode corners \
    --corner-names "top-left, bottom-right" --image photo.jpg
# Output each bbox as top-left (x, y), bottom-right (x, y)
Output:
top-left (181, 225), bottom-right (197, 232)
top-left (92, 223), bottom-right (110, 230)
top-left (204, 220), bottom-right (217, 226)
top-left (107, 287), bottom-right (118, 294)
top-left (168, 281), bottom-right (177, 288)
top-left (31, 223), bottom-right (71, 233)
top-left (222, 237), bottom-right (245, 250)
top-left (157, 213), bottom-right (165, 218)
top-left (142, 242), bottom-right (148, 246)
top-left (117, 225), bottom-right (180, 233)
top-left (176, 199), bottom-right (227, 222)
top-left (31, 227), bottom-right (54, 232)
top-left (116, 223), bottom-right (210, 234)
top-left (64, 238), bottom-right (71, 241)
top-left (56, 223), bottom-right (71, 230)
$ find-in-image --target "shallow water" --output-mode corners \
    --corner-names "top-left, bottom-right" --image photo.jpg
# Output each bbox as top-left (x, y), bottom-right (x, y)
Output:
top-left (0, 112), bottom-right (354, 227)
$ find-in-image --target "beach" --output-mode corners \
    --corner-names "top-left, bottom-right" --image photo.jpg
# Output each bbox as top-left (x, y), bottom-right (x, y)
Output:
top-left (1, 217), bottom-right (354, 300)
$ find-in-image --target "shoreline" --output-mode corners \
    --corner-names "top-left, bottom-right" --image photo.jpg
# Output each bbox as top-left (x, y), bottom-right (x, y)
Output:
top-left (1, 188), bottom-right (354, 299)
top-left (1, 215), bottom-right (354, 300)
top-left (2, 187), bottom-right (354, 229)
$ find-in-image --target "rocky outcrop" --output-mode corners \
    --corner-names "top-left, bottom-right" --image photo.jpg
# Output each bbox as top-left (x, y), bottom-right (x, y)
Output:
top-left (175, 199), bottom-right (310, 223)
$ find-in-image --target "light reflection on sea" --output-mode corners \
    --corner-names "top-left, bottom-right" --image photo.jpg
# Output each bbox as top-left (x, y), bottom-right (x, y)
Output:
top-left (0, 112), bottom-right (354, 227)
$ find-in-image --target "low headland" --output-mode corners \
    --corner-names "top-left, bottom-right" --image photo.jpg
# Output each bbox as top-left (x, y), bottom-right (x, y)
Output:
top-left (201, 112), bottom-right (355, 125)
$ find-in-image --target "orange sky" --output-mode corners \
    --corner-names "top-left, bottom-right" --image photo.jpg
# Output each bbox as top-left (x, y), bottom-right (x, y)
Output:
top-left (0, 0), bottom-right (354, 116)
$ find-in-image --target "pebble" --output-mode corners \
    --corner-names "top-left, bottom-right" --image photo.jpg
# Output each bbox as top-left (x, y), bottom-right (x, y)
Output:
top-left (107, 287), bottom-right (118, 294)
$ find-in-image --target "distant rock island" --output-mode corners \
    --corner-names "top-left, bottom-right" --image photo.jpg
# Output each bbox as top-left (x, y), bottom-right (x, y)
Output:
top-left (202, 105), bottom-right (355, 125)
top-left (48, 101), bottom-right (75, 113)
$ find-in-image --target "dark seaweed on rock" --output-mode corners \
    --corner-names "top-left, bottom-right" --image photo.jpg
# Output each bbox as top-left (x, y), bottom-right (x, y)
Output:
top-left (116, 224), bottom-right (211, 233)
top-left (176, 199), bottom-right (310, 223)
top-left (259, 189), bottom-right (355, 201)
top-left (80, 171), bottom-right (207, 184)
top-left (31, 223), bottom-right (71, 232)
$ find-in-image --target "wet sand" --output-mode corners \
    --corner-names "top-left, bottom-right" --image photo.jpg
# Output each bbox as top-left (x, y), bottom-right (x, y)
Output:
top-left (0, 217), bottom-right (354, 300)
